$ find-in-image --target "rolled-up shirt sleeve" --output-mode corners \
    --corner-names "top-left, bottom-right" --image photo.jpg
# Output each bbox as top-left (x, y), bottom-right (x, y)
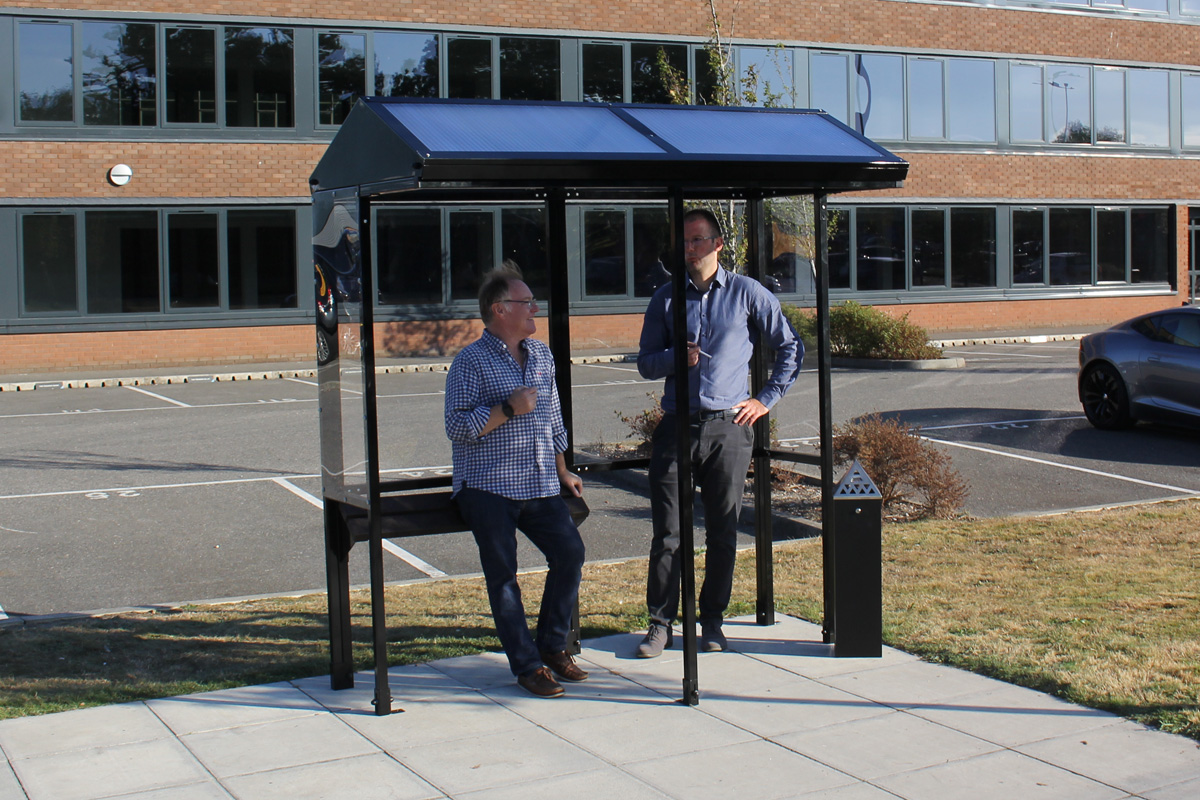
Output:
top-left (444, 352), bottom-right (492, 443)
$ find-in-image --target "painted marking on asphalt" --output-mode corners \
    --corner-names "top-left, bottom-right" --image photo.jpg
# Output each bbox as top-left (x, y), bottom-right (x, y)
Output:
top-left (272, 477), bottom-right (324, 508)
top-left (578, 362), bottom-right (640, 373)
top-left (775, 415), bottom-right (1084, 447)
top-left (922, 436), bottom-right (1197, 494)
top-left (0, 604), bottom-right (7, 621)
top-left (124, 385), bottom-right (192, 407)
top-left (286, 377), bottom-right (318, 387)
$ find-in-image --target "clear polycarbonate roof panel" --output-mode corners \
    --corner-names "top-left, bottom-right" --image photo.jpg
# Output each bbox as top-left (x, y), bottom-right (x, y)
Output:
top-left (624, 106), bottom-right (891, 160)
top-left (381, 102), bottom-right (665, 155)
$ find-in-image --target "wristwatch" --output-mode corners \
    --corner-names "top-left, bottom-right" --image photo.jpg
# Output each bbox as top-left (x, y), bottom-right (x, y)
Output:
top-left (501, 400), bottom-right (515, 419)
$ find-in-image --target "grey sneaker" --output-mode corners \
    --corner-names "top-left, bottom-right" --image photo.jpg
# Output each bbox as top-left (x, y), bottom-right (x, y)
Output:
top-left (700, 620), bottom-right (727, 652)
top-left (636, 623), bottom-right (674, 658)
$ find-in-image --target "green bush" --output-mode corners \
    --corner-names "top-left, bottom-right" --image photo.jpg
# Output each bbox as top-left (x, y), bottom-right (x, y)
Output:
top-left (782, 301), bottom-right (943, 360)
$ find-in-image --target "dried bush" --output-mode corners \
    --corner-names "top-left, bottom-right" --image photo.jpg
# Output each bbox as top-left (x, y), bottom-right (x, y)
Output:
top-left (832, 413), bottom-right (968, 518)
top-left (615, 392), bottom-right (664, 452)
top-left (782, 301), bottom-right (943, 361)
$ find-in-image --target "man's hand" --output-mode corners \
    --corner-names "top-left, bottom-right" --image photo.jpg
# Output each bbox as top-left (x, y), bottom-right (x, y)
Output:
top-left (686, 341), bottom-right (701, 368)
top-left (559, 471), bottom-right (583, 497)
top-left (732, 398), bottom-right (769, 426)
top-left (508, 386), bottom-right (537, 415)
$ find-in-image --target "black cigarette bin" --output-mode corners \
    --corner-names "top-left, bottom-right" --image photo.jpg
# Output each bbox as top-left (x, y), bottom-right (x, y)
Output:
top-left (832, 460), bottom-right (883, 658)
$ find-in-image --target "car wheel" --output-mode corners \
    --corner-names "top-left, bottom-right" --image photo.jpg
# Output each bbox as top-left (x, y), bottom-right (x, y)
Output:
top-left (1080, 362), bottom-right (1133, 430)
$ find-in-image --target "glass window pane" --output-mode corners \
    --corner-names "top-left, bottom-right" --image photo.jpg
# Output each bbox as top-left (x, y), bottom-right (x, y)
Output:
top-left (1127, 0), bottom-right (1166, 10)
top-left (1047, 65), bottom-right (1090, 143)
top-left (948, 59), bottom-right (994, 142)
top-left (165, 28), bottom-right (216, 124)
top-left (82, 23), bottom-right (156, 126)
top-left (584, 210), bottom-right (627, 296)
top-left (228, 210), bottom-right (296, 308)
top-left (449, 211), bottom-right (494, 301)
top-left (634, 206), bottom-right (671, 297)
top-left (168, 213), bottom-right (219, 308)
top-left (582, 43), bottom-right (623, 103)
top-left (908, 58), bottom-right (944, 139)
top-left (855, 54), bottom-right (903, 139)
top-left (694, 46), bottom-right (724, 106)
top-left (855, 207), bottom-right (905, 291)
top-left (19, 22), bottom-right (74, 122)
top-left (1010, 63), bottom-right (1043, 142)
top-left (318, 33), bottom-right (365, 126)
top-left (86, 211), bottom-right (159, 314)
top-left (810, 53), bottom-right (849, 124)
top-left (828, 208), bottom-right (851, 289)
top-left (1131, 208), bottom-right (1170, 283)
top-left (448, 38), bottom-right (492, 99)
top-left (1184, 75), bottom-right (1200, 148)
top-left (1012, 209), bottom-right (1046, 285)
top-left (22, 215), bottom-right (77, 313)
top-left (225, 28), bottom-right (294, 128)
top-left (1094, 68), bottom-right (1125, 143)
top-left (375, 32), bottom-right (438, 97)
top-left (1184, 0), bottom-right (1200, 14)
top-left (501, 207), bottom-right (548, 301)
top-left (1096, 210), bottom-right (1127, 283)
top-left (499, 37), bottom-right (559, 101)
top-left (911, 209), bottom-right (946, 287)
top-left (740, 46), bottom-right (793, 107)
top-left (1129, 69), bottom-right (1169, 147)
top-left (1049, 208), bottom-right (1092, 286)
top-left (631, 43), bottom-right (687, 104)
top-left (950, 208), bottom-right (996, 288)
top-left (377, 208), bottom-right (441, 305)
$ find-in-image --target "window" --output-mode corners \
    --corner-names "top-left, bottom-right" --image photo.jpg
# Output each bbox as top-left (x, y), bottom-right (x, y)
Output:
top-left (1010, 64), bottom-right (1044, 142)
top-left (1094, 68), bottom-right (1125, 143)
top-left (501, 208), bottom-right (548, 300)
top-left (225, 28), bottom-right (294, 127)
top-left (86, 211), bottom-right (160, 314)
top-left (1129, 69), bottom-right (1169, 147)
top-left (319, 32), bottom-right (365, 125)
top-left (855, 54), bottom-right (903, 139)
top-left (1049, 208), bottom-right (1093, 285)
top-left (449, 211), bottom-right (495, 300)
top-left (1184, 75), bottom-right (1200, 149)
top-left (633, 207), bottom-right (671, 297)
top-left (911, 209), bottom-right (946, 287)
top-left (19, 22), bottom-right (74, 122)
top-left (1047, 65), bottom-right (1090, 143)
top-left (811, 53), bottom-right (849, 124)
top-left (856, 208), bottom-right (905, 291)
top-left (22, 215), bottom-right (77, 313)
top-left (448, 38), bottom-right (492, 99)
top-left (82, 22), bottom-right (156, 126)
top-left (950, 208), bottom-right (996, 288)
top-left (584, 209), bottom-right (627, 296)
top-left (1096, 209), bottom-right (1127, 282)
top-left (165, 27), bottom-right (216, 124)
top-left (228, 210), bottom-right (297, 308)
top-left (499, 37), bottom-right (560, 101)
top-left (631, 43), bottom-right (686, 104)
top-left (376, 208), bottom-right (442, 305)
top-left (582, 42), bottom-right (623, 102)
top-left (948, 59), bottom-right (995, 142)
top-left (1012, 209), bottom-right (1046, 284)
top-left (908, 58), bottom-right (945, 139)
top-left (168, 212), bottom-right (220, 308)
top-left (739, 46), bottom-right (794, 107)
top-left (1131, 208), bottom-right (1170, 284)
top-left (375, 32), bottom-right (438, 97)
top-left (828, 211), bottom-right (851, 289)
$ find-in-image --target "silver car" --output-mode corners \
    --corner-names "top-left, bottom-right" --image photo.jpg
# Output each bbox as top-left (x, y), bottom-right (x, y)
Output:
top-left (1078, 305), bottom-right (1200, 430)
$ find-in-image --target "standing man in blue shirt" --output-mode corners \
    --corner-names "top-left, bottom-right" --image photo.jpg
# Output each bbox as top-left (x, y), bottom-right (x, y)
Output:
top-left (636, 208), bottom-right (802, 657)
top-left (445, 265), bottom-right (587, 697)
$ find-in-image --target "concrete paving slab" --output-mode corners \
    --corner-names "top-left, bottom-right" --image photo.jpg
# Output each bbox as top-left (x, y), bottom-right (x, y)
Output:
top-left (1145, 774), bottom-right (1200, 800)
top-left (219, 753), bottom-right (439, 800)
top-left (11, 738), bottom-right (213, 800)
top-left (291, 664), bottom-right (476, 713)
top-left (873, 748), bottom-right (1128, 800)
top-left (820, 657), bottom-right (1004, 707)
top-left (454, 768), bottom-right (671, 800)
top-left (0, 762), bottom-right (24, 800)
top-left (179, 713), bottom-right (379, 779)
top-left (483, 666), bottom-right (671, 724)
top-left (102, 783), bottom-right (234, 800)
top-left (0, 702), bottom-right (171, 759)
top-left (698, 676), bottom-right (895, 737)
top-left (546, 702), bottom-right (759, 764)
top-left (341, 692), bottom-right (530, 750)
top-left (146, 682), bottom-right (328, 735)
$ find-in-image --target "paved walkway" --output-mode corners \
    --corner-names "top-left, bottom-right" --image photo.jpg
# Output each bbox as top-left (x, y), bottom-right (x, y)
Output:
top-left (2, 614), bottom-right (1197, 800)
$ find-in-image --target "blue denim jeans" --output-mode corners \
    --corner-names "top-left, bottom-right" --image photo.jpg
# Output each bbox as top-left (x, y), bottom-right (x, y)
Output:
top-left (455, 488), bottom-right (585, 677)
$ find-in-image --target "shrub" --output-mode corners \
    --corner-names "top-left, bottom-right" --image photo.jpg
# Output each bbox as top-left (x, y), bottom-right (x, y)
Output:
top-left (832, 413), bottom-right (968, 519)
top-left (615, 392), bottom-right (664, 452)
top-left (781, 301), bottom-right (943, 360)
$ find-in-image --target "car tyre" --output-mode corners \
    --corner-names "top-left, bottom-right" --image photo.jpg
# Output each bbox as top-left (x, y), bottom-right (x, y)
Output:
top-left (1080, 362), bottom-right (1133, 430)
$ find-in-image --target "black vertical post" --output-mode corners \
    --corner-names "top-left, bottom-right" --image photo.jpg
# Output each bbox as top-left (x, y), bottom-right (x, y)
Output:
top-left (745, 194), bottom-right (775, 626)
top-left (814, 194), bottom-right (837, 645)
top-left (670, 189), bottom-right (699, 706)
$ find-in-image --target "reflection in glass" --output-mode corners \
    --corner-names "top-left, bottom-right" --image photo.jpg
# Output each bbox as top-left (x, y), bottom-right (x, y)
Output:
top-left (86, 211), bottom-right (160, 314)
top-left (377, 208), bottom-right (441, 305)
top-left (739, 46), bottom-right (793, 107)
top-left (908, 58), bottom-right (944, 139)
top-left (229, 210), bottom-right (297, 308)
top-left (634, 207), bottom-right (671, 297)
top-left (375, 32), bottom-right (438, 97)
top-left (855, 54), bottom-right (903, 139)
top-left (448, 38), bottom-right (492, 99)
top-left (583, 43), bottom-right (624, 102)
top-left (828, 209), bottom-right (851, 289)
top-left (449, 211), bottom-right (495, 300)
top-left (319, 33), bottom-right (365, 125)
top-left (501, 208), bottom-right (548, 300)
top-left (1012, 209), bottom-right (1046, 285)
top-left (1129, 69), bottom-right (1169, 147)
top-left (1185, 0), bottom-right (1200, 14)
top-left (811, 53), bottom-right (849, 124)
top-left (168, 213), bottom-right (220, 308)
top-left (584, 210), bottom-right (627, 296)
top-left (911, 209), bottom-right (945, 287)
top-left (19, 22), bottom-right (74, 122)
top-left (950, 208), bottom-right (996, 288)
top-left (82, 23), bottom-right (156, 126)
top-left (225, 28), bottom-right (294, 127)
top-left (500, 38), bottom-right (560, 101)
top-left (22, 215), bottom-right (77, 313)
top-left (855, 208), bottom-right (905, 291)
top-left (948, 59), bottom-right (994, 142)
top-left (1131, 208), bottom-right (1169, 284)
top-left (764, 196), bottom-right (816, 295)
top-left (1184, 75), bottom-right (1200, 148)
top-left (166, 27), bottom-right (216, 124)
top-left (1048, 66), bottom-right (1090, 143)
top-left (1096, 210), bottom-right (1127, 283)
top-left (1094, 68), bottom-right (1125, 143)
top-left (1049, 208), bottom-right (1092, 286)
top-left (632, 44), bottom-right (686, 104)
top-left (1010, 63), bottom-right (1043, 142)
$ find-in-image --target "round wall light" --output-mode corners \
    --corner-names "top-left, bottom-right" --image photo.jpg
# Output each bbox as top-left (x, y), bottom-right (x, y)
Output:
top-left (107, 164), bottom-right (133, 186)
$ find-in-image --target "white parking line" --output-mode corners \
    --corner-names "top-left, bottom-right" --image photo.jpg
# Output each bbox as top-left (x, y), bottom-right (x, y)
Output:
top-left (124, 386), bottom-right (192, 408)
top-left (0, 604), bottom-right (7, 620)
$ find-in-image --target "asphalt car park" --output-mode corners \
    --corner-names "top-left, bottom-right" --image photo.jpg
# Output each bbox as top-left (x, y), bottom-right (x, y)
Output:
top-left (2, 340), bottom-right (1198, 620)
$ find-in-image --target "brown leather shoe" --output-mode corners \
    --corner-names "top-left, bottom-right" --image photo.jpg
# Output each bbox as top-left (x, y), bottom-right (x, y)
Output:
top-left (517, 666), bottom-right (564, 698)
top-left (540, 650), bottom-right (589, 682)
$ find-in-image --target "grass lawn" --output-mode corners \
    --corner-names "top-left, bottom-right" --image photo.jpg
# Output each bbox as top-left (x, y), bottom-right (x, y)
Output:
top-left (2, 499), bottom-right (1197, 740)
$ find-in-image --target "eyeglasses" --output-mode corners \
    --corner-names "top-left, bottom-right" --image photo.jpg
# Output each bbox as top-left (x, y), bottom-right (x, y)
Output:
top-left (683, 236), bottom-right (718, 249)
top-left (502, 297), bottom-right (538, 308)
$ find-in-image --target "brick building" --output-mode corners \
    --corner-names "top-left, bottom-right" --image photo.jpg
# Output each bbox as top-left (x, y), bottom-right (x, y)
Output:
top-left (2, 0), bottom-right (1198, 373)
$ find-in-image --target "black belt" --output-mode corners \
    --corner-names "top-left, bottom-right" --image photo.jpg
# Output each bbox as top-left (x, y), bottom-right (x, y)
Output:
top-left (693, 408), bottom-right (734, 422)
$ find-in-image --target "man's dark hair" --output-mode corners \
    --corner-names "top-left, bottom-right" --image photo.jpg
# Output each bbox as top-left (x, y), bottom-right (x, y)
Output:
top-left (478, 260), bottom-right (523, 324)
top-left (684, 207), bottom-right (723, 239)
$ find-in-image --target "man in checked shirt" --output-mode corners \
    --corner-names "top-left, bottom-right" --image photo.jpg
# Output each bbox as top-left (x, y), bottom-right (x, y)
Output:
top-left (445, 264), bottom-right (587, 698)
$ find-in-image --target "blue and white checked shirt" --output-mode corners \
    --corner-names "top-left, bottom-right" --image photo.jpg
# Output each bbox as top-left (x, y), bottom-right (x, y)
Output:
top-left (445, 330), bottom-right (568, 500)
